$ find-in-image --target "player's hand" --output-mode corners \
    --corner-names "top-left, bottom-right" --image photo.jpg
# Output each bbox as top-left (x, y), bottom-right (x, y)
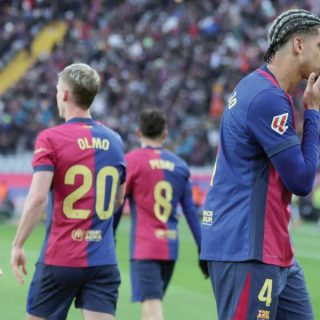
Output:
top-left (303, 72), bottom-right (320, 111)
top-left (198, 259), bottom-right (209, 279)
top-left (11, 246), bottom-right (27, 285)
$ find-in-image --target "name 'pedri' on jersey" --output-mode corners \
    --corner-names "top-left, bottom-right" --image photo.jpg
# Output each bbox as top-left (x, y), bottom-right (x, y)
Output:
top-left (126, 147), bottom-right (201, 261)
top-left (201, 65), bottom-right (301, 267)
top-left (32, 118), bottom-right (125, 267)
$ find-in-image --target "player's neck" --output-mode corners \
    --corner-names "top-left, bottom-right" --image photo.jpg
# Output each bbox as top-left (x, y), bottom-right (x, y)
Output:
top-left (64, 105), bottom-right (91, 121)
top-left (267, 55), bottom-right (301, 93)
top-left (140, 137), bottom-right (163, 148)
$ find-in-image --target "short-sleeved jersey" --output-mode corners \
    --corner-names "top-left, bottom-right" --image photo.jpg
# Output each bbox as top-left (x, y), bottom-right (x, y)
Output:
top-left (32, 117), bottom-right (125, 267)
top-left (125, 147), bottom-right (201, 260)
top-left (201, 65), bottom-right (301, 267)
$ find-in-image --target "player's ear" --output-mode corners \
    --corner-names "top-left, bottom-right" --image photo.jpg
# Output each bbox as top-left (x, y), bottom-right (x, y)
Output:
top-left (63, 90), bottom-right (69, 101)
top-left (162, 130), bottom-right (168, 141)
top-left (293, 36), bottom-right (304, 55)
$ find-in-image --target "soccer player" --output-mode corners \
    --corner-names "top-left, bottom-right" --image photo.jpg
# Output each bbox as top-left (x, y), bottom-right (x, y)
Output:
top-left (114, 109), bottom-right (208, 320)
top-left (201, 9), bottom-right (320, 319)
top-left (11, 63), bottom-right (126, 320)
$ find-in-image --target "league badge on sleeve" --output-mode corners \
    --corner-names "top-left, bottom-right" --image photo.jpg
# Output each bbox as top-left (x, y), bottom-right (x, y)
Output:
top-left (271, 113), bottom-right (288, 135)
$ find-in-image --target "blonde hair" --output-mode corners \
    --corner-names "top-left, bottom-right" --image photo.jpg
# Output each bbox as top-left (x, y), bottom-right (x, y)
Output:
top-left (59, 63), bottom-right (101, 109)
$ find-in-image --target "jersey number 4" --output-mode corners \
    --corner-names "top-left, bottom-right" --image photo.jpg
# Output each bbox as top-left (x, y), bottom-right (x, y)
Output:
top-left (63, 164), bottom-right (119, 220)
top-left (258, 278), bottom-right (272, 307)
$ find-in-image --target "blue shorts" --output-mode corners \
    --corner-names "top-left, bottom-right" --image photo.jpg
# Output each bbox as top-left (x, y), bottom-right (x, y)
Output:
top-left (130, 260), bottom-right (175, 302)
top-left (27, 263), bottom-right (121, 320)
top-left (208, 259), bottom-right (313, 320)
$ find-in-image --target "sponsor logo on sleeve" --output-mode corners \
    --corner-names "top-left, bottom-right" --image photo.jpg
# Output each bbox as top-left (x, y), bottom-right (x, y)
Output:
top-left (271, 113), bottom-right (288, 135)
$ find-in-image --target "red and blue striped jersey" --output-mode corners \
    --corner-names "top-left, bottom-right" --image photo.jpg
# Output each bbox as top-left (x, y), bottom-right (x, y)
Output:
top-left (201, 65), bottom-right (302, 267)
top-left (32, 118), bottom-right (125, 267)
top-left (125, 147), bottom-right (201, 260)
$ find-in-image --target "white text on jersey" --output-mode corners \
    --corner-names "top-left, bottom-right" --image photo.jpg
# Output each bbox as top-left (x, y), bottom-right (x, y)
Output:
top-left (149, 159), bottom-right (175, 171)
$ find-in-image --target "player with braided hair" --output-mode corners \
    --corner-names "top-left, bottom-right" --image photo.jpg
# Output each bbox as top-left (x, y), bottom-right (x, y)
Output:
top-left (264, 9), bottom-right (320, 63)
top-left (201, 9), bottom-right (320, 320)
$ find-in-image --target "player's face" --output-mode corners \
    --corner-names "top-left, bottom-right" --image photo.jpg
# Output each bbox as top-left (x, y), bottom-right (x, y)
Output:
top-left (56, 79), bottom-right (66, 118)
top-left (299, 28), bottom-right (320, 79)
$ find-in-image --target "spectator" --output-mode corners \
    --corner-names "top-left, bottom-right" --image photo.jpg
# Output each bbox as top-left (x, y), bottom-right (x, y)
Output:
top-left (0, 0), bottom-right (317, 166)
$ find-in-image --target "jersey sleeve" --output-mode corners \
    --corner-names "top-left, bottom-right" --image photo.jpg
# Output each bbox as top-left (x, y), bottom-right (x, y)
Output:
top-left (32, 130), bottom-right (55, 172)
top-left (270, 110), bottom-right (320, 196)
top-left (247, 89), bottom-right (300, 157)
top-left (124, 152), bottom-right (138, 195)
top-left (113, 131), bottom-right (126, 184)
top-left (180, 174), bottom-right (201, 249)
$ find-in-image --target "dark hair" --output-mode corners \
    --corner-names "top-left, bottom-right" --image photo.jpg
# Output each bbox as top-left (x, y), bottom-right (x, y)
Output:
top-left (139, 109), bottom-right (166, 138)
top-left (264, 9), bottom-right (320, 63)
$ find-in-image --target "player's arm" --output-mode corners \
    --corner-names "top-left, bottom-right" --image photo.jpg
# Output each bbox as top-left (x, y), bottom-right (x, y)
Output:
top-left (270, 73), bottom-right (320, 195)
top-left (113, 159), bottom-right (128, 233)
top-left (247, 84), bottom-right (320, 196)
top-left (113, 202), bottom-right (125, 234)
top-left (270, 110), bottom-right (320, 196)
top-left (11, 171), bottom-right (53, 285)
top-left (180, 180), bottom-right (201, 247)
top-left (115, 182), bottom-right (126, 211)
top-left (113, 181), bottom-right (126, 233)
top-left (113, 153), bottom-right (135, 233)
top-left (180, 179), bottom-right (209, 278)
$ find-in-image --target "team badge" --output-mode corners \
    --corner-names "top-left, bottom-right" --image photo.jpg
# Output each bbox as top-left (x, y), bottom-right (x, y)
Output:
top-left (271, 113), bottom-right (288, 135)
top-left (257, 309), bottom-right (270, 319)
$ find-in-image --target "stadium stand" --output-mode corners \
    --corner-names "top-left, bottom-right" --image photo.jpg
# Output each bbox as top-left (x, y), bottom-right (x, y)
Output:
top-left (0, 0), bottom-right (318, 168)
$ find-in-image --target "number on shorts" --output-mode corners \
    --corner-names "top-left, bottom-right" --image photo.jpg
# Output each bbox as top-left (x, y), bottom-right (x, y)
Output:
top-left (258, 278), bottom-right (273, 307)
top-left (63, 164), bottom-right (119, 220)
top-left (154, 180), bottom-right (173, 223)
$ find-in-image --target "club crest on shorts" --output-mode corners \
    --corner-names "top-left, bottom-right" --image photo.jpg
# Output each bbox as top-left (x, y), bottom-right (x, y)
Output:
top-left (271, 113), bottom-right (288, 135)
top-left (257, 309), bottom-right (270, 319)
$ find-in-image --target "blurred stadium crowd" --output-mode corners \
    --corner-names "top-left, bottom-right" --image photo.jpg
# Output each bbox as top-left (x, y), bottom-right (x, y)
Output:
top-left (0, 0), bottom-right (318, 165)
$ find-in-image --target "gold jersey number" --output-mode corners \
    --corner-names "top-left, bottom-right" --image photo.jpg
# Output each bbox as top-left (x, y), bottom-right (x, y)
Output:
top-left (63, 164), bottom-right (119, 220)
top-left (154, 180), bottom-right (173, 223)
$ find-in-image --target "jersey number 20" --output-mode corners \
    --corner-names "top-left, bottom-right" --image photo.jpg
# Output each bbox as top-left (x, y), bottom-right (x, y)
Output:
top-left (63, 164), bottom-right (119, 220)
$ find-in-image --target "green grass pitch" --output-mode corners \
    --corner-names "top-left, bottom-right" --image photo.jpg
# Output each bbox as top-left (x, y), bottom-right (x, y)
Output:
top-left (0, 218), bottom-right (319, 319)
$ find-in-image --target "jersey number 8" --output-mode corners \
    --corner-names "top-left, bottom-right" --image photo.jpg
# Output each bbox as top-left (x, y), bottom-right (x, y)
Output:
top-left (154, 180), bottom-right (173, 223)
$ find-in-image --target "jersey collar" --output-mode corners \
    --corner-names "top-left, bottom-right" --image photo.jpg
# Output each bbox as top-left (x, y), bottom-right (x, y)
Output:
top-left (258, 64), bottom-right (281, 89)
top-left (66, 117), bottom-right (96, 125)
top-left (143, 146), bottom-right (163, 150)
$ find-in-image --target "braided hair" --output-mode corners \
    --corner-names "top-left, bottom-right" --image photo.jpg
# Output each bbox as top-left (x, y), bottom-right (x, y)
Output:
top-left (264, 9), bottom-right (320, 63)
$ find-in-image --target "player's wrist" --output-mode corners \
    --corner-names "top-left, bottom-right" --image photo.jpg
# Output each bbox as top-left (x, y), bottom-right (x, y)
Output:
top-left (304, 101), bottom-right (320, 111)
top-left (305, 106), bottom-right (319, 112)
top-left (12, 240), bottom-right (24, 249)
